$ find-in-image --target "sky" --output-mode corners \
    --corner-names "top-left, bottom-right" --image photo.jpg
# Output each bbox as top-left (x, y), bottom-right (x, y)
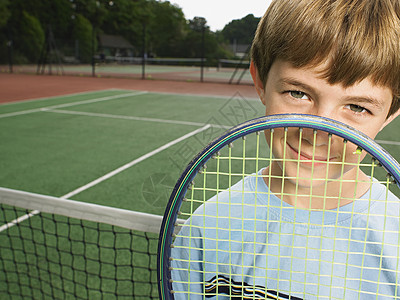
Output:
top-left (168, 0), bottom-right (273, 32)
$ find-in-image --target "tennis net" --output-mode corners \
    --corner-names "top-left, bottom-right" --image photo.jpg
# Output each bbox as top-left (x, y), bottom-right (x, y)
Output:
top-left (0, 187), bottom-right (162, 299)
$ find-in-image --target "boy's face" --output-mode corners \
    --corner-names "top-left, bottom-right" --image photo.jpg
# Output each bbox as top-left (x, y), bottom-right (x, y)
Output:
top-left (252, 59), bottom-right (395, 137)
top-left (250, 59), bottom-right (398, 198)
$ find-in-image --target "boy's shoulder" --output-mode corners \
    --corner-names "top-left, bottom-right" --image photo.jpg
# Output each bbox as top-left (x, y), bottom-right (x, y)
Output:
top-left (365, 178), bottom-right (400, 213)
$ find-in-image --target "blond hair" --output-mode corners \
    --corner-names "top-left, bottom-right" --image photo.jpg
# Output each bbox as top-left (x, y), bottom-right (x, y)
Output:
top-left (251, 0), bottom-right (400, 116)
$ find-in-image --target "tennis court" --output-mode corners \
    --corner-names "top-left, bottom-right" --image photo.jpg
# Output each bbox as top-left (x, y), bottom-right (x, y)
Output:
top-left (0, 89), bottom-right (265, 212)
top-left (0, 87), bottom-right (264, 298)
top-left (1, 86), bottom-right (400, 299)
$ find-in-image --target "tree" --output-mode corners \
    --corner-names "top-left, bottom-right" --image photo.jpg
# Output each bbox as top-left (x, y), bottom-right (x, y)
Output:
top-left (9, 0), bottom-right (73, 38)
top-left (0, 0), bottom-right (240, 65)
top-left (73, 14), bottom-right (93, 63)
top-left (72, 0), bottom-right (110, 30)
top-left (220, 14), bottom-right (260, 45)
top-left (0, 0), bottom-right (10, 29)
top-left (100, 0), bottom-right (148, 55)
top-left (146, 1), bottom-right (186, 57)
top-left (177, 17), bottom-right (233, 64)
top-left (0, 0), bottom-right (11, 64)
top-left (13, 11), bottom-right (45, 63)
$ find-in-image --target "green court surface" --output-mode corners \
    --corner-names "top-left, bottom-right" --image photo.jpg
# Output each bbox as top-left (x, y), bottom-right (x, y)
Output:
top-left (0, 89), bottom-right (264, 215)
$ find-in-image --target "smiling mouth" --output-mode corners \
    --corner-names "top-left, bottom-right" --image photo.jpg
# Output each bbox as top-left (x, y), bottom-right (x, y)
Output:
top-left (287, 143), bottom-right (334, 162)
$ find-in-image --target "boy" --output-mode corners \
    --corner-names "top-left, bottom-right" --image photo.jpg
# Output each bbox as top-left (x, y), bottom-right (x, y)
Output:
top-left (171, 0), bottom-right (400, 298)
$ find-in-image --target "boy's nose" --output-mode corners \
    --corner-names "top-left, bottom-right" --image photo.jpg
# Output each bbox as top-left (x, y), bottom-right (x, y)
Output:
top-left (301, 128), bottom-right (330, 147)
top-left (301, 106), bottom-right (338, 146)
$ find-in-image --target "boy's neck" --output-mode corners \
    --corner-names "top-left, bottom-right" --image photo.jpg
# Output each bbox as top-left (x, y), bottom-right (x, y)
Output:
top-left (262, 164), bottom-right (371, 210)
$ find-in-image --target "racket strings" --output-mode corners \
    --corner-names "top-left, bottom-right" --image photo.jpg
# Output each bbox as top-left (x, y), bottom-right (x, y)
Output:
top-left (176, 127), bottom-right (396, 217)
top-left (170, 126), bottom-right (400, 299)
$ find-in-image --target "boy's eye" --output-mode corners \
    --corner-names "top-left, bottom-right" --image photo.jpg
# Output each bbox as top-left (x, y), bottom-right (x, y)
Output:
top-left (289, 91), bottom-right (308, 100)
top-left (348, 104), bottom-right (367, 113)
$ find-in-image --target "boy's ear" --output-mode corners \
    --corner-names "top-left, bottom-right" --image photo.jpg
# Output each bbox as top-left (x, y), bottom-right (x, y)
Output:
top-left (250, 61), bottom-right (266, 105)
top-left (380, 107), bottom-right (400, 131)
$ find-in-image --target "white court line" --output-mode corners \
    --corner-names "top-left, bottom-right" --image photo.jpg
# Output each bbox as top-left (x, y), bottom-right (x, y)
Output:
top-left (143, 90), bottom-right (260, 102)
top-left (62, 124), bottom-right (211, 198)
top-left (0, 124), bottom-right (211, 232)
top-left (41, 91), bottom-right (147, 110)
top-left (0, 210), bottom-right (40, 232)
top-left (42, 109), bottom-right (400, 147)
top-left (0, 108), bottom-right (48, 119)
top-left (0, 91), bottom-right (147, 119)
top-left (0, 89), bottom-right (123, 106)
top-left (1, 88), bottom-right (260, 107)
top-left (376, 140), bottom-right (400, 147)
top-left (44, 109), bottom-right (232, 129)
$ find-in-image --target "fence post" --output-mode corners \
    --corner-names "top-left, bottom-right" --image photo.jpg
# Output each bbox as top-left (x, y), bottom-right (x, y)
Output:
top-left (200, 20), bottom-right (205, 82)
top-left (142, 22), bottom-right (146, 80)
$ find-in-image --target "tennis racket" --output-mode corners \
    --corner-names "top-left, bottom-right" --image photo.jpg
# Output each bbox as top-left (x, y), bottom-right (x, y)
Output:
top-left (158, 114), bottom-right (400, 299)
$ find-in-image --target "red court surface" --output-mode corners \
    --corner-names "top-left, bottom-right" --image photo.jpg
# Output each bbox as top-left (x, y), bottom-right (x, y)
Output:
top-left (0, 73), bottom-right (258, 104)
